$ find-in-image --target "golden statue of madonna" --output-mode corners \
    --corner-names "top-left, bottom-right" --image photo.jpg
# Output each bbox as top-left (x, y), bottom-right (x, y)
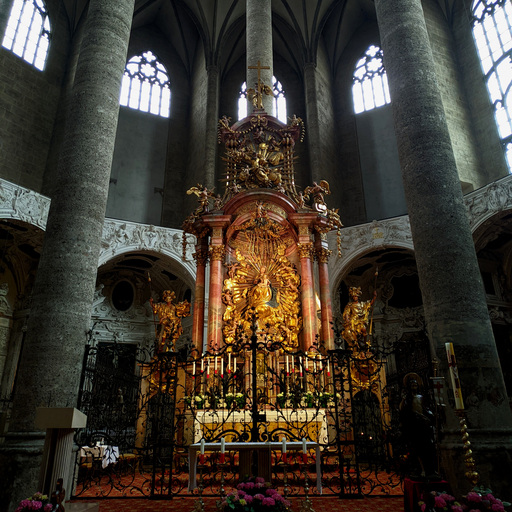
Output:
top-left (342, 286), bottom-right (377, 351)
top-left (150, 290), bottom-right (191, 352)
top-left (222, 245), bottom-right (301, 349)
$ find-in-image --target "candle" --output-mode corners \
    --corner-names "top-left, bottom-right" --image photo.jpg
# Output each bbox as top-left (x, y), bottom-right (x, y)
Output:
top-left (201, 356), bottom-right (204, 372)
top-left (319, 358), bottom-right (323, 371)
top-left (221, 358), bottom-right (224, 377)
top-left (327, 360), bottom-right (330, 376)
top-left (302, 438), bottom-right (308, 464)
top-left (193, 360), bottom-right (196, 376)
top-left (215, 356), bottom-right (218, 373)
top-left (207, 357), bottom-right (210, 378)
top-left (220, 437), bottom-right (225, 463)
top-left (228, 352), bottom-right (232, 372)
top-left (305, 357), bottom-right (309, 371)
top-left (299, 356), bottom-right (303, 376)
top-left (234, 357), bottom-right (237, 373)
top-left (286, 355), bottom-right (289, 374)
top-left (445, 342), bottom-right (465, 410)
top-left (292, 355), bottom-right (295, 372)
top-left (200, 438), bottom-right (205, 454)
top-left (282, 437), bottom-right (287, 463)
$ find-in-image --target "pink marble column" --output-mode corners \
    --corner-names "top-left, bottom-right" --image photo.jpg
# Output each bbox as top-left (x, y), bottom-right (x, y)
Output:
top-left (315, 238), bottom-right (334, 350)
top-left (207, 244), bottom-right (225, 351)
top-left (192, 239), bottom-right (209, 352)
top-left (298, 242), bottom-right (317, 350)
top-left (203, 216), bottom-right (231, 351)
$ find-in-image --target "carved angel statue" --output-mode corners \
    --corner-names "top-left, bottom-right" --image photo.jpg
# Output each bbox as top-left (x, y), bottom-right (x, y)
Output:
top-left (247, 82), bottom-right (274, 109)
top-left (304, 180), bottom-right (331, 212)
top-left (341, 286), bottom-right (377, 351)
top-left (150, 290), bottom-right (191, 352)
top-left (222, 247), bottom-right (301, 348)
top-left (187, 184), bottom-right (214, 212)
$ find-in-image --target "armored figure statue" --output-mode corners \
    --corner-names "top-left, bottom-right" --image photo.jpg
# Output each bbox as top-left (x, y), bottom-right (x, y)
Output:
top-left (342, 286), bottom-right (377, 350)
top-left (399, 373), bottom-right (440, 479)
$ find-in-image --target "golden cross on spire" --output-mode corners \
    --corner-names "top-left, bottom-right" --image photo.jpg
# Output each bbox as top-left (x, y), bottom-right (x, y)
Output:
top-left (248, 60), bottom-right (270, 89)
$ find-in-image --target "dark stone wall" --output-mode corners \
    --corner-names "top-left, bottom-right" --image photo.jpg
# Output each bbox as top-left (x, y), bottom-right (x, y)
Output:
top-left (0, 0), bottom-right (70, 192)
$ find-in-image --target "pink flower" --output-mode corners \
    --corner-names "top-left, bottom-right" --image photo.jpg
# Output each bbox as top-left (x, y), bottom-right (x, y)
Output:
top-left (435, 496), bottom-right (447, 508)
top-left (254, 493), bottom-right (265, 501)
top-left (244, 482), bottom-right (255, 490)
top-left (44, 505), bottom-right (53, 512)
top-left (452, 506), bottom-right (464, 512)
top-left (262, 497), bottom-right (276, 506)
top-left (266, 488), bottom-right (278, 496)
top-left (244, 495), bottom-right (254, 504)
top-left (443, 494), bottom-right (456, 502)
top-left (492, 504), bottom-right (505, 512)
top-left (467, 493), bottom-right (483, 503)
top-left (420, 504), bottom-right (426, 512)
top-left (255, 482), bottom-right (265, 488)
top-left (255, 477), bottom-right (265, 484)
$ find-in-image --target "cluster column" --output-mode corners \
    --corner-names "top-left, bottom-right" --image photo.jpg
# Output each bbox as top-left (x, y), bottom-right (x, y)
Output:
top-left (374, 0), bottom-right (512, 494)
top-left (314, 233), bottom-right (334, 350)
top-left (192, 238), bottom-right (209, 352)
top-left (0, 0), bottom-right (135, 508)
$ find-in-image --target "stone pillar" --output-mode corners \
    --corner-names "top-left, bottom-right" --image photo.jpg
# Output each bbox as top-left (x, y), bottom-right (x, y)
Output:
top-left (0, 0), bottom-right (135, 509)
top-left (374, 0), bottom-right (512, 494)
top-left (246, 0), bottom-right (273, 113)
top-left (204, 66), bottom-right (220, 189)
top-left (0, 0), bottom-right (12, 41)
top-left (297, 242), bottom-right (317, 350)
top-left (192, 240), bottom-right (209, 352)
top-left (304, 63), bottom-right (322, 183)
top-left (314, 237), bottom-right (334, 350)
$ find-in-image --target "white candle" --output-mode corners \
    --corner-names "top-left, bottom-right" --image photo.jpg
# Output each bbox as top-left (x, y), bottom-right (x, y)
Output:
top-left (228, 352), bottom-right (232, 371)
top-left (200, 438), bottom-right (205, 454)
top-left (445, 342), bottom-right (465, 410)
top-left (302, 438), bottom-right (307, 454)
top-left (319, 358), bottom-right (323, 371)
top-left (207, 358), bottom-right (211, 377)
top-left (282, 437), bottom-right (286, 453)
top-left (286, 355), bottom-right (289, 374)
top-left (221, 437), bottom-right (225, 453)
top-left (234, 356), bottom-right (237, 371)
top-left (193, 360), bottom-right (196, 376)
top-left (292, 355), bottom-right (295, 372)
top-left (305, 357), bottom-right (309, 371)
top-left (201, 356), bottom-right (204, 372)
top-left (221, 358), bottom-right (224, 376)
top-left (327, 360), bottom-right (330, 375)
top-left (215, 356), bottom-right (218, 372)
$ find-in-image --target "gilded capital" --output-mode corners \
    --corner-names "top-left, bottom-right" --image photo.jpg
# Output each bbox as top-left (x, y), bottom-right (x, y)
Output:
top-left (193, 249), bottom-right (209, 266)
top-left (209, 245), bottom-right (226, 261)
top-left (316, 247), bottom-right (332, 263)
top-left (297, 242), bottom-right (314, 259)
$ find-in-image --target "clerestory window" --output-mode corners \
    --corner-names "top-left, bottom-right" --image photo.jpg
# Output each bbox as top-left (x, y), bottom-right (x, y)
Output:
top-left (352, 45), bottom-right (391, 114)
top-left (2, 0), bottom-right (51, 71)
top-left (119, 51), bottom-right (171, 118)
top-left (238, 76), bottom-right (287, 123)
top-left (472, 0), bottom-right (512, 170)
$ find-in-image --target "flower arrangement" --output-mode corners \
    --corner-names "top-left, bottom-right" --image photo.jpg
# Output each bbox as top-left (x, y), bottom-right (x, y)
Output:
top-left (15, 492), bottom-right (53, 512)
top-left (221, 477), bottom-right (290, 512)
top-left (419, 488), bottom-right (510, 512)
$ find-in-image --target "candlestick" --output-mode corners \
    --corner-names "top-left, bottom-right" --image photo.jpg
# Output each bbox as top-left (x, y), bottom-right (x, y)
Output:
top-left (282, 436), bottom-right (287, 464)
top-left (292, 355), bottom-right (295, 372)
top-left (327, 359), bottom-right (330, 376)
top-left (302, 438), bottom-right (308, 464)
top-left (445, 342), bottom-right (464, 410)
top-left (220, 437), bottom-right (225, 463)
top-left (200, 438), bottom-right (205, 454)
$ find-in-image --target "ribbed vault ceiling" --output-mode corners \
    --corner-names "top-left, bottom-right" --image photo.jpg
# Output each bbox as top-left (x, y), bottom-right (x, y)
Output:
top-left (61, 0), bottom-right (460, 79)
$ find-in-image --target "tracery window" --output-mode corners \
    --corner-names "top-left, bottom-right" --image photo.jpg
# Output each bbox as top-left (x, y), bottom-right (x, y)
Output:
top-left (238, 76), bottom-right (287, 123)
top-left (472, 0), bottom-right (512, 169)
top-left (352, 45), bottom-right (391, 114)
top-left (119, 51), bottom-right (171, 118)
top-left (2, 0), bottom-right (51, 71)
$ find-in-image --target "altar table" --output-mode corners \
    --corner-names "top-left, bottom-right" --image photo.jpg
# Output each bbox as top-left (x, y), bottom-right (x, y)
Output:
top-left (188, 441), bottom-right (322, 493)
top-left (80, 445), bottom-right (119, 469)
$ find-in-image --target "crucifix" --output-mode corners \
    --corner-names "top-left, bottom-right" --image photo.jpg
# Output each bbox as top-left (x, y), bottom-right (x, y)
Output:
top-left (247, 60), bottom-right (273, 110)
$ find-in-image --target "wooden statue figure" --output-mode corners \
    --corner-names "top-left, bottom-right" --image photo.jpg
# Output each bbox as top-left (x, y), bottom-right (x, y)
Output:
top-left (342, 286), bottom-right (377, 351)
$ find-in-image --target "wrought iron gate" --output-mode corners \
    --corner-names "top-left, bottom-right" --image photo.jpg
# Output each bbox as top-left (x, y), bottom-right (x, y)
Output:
top-left (73, 333), bottom-right (431, 499)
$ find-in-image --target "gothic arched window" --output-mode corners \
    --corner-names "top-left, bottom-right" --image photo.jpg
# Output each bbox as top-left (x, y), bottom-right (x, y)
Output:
top-left (2, 0), bottom-right (51, 71)
top-left (238, 76), bottom-right (287, 123)
top-left (472, 0), bottom-right (512, 169)
top-left (352, 45), bottom-right (391, 114)
top-left (119, 51), bottom-right (171, 118)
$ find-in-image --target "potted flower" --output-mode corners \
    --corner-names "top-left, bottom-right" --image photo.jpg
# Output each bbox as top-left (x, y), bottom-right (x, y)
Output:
top-left (15, 492), bottom-right (53, 512)
top-left (301, 392), bottom-right (315, 408)
top-left (419, 488), bottom-right (510, 512)
top-left (185, 394), bottom-right (206, 409)
top-left (225, 392), bottom-right (235, 408)
top-left (221, 477), bottom-right (290, 512)
top-left (235, 393), bottom-right (246, 408)
top-left (276, 393), bottom-right (287, 408)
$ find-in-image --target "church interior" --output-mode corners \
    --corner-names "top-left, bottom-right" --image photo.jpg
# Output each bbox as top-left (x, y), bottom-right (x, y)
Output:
top-left (1, 0), bottom-right (512, 511)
